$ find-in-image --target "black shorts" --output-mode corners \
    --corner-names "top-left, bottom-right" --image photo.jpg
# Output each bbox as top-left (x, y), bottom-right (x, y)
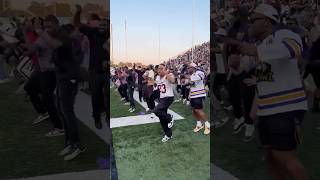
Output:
top-left (190, 97), bottom-right (205, 109)
top-left (258, 110), bottom-right (305, 151)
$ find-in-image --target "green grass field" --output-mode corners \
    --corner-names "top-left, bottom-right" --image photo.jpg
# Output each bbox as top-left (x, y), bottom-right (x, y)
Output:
top-left (212, 104), bottom-right (320, 180)
top-left (0, 81), bottom-right (108, 179)
top-left (111, 88), bottom-right (210, 180)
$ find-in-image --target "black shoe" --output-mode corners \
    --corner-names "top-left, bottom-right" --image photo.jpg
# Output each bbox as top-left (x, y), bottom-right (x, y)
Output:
top-left (95, 119), bottom-right (103, 129)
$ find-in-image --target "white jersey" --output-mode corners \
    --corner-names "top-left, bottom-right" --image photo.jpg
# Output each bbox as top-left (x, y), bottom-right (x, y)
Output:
top-left (190, 70), bottom-right (206, 99)
top-left (256, 29), bottom-right (307, 116)
top-left (155, 74), bottom-right (174, 98)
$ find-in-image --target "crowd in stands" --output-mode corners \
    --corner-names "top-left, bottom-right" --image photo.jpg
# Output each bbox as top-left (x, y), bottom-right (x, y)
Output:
top-left (111, 41), bottom-right (210, 114)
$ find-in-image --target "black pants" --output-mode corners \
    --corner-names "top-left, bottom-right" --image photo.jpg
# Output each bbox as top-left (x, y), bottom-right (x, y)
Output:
top-left (39, 71), bottom-right (62, 129)
top-left (181, 85), bottom-right (190, 100)
top-left (153, 97), bottom-right (174, 137)
top-left (228, 75), bottom-right (255, 124)
top-left (213, 73), bottom-right (227, 102)
top-left (119, 84), bottom-right (129, 102)
top-left (89, 72), bottom-right (106, 121)
top-left (57, 79), bottom-right (80, 147)
top-left (128, 85), bottom-right (135, 108)
top-left (146, 86), bottom-right (155, 110)
top-left (138, 83), bottom-right (143, 102)
top-left (24, 70), bottom-right (46, 114)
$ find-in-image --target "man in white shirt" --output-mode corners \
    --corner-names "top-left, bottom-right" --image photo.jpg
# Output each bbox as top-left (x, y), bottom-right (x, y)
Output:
top-left (239, 4), bottom-right (307, 180)
top-left (188, 63), bottom-right (210, 135)
top-left (153, 64), bottom-right (175, 142)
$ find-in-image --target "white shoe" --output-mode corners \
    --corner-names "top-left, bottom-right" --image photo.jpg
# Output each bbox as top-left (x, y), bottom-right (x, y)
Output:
top-left (168, 114), bottom-right (174, 128)
top-left (243, 124), bottom-right (255, 142)
top-left (58, 145), bottom-right (72, 156)
top-left (214, 117), bottom-right (229, 128)
top-left (129, 108), bottom-right (136, 113)
top-left (224, 105), bottom-right (233, 111)
top-left (124, 102), bottom-right (130, 105)
top-left (186, 101), bottom-right (190, 105)
top-left (33, 112), bottom-right (49, 125)
top-left (128, 107), bottom-right (133, 112)
top-left (232, 117), bottom-right (245, 135)
top-left (161, 135), bottom-right (172, 142)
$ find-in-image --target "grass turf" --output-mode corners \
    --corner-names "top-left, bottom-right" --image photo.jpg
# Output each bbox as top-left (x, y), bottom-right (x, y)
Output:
top-left (212, 103), bottom-right (320, 180)
top-left (111, 89), bottom-right (210, 180)
top-left (0, 81), bottom-right (108, 179)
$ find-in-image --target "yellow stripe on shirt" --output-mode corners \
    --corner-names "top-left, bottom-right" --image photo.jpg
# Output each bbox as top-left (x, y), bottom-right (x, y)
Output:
top-left (257, 91), bottom-right (306, 105)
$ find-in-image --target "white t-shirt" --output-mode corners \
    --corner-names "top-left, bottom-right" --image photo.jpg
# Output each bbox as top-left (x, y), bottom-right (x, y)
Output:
top-left (189, 70), bottom-right (206, 99)
top-left (256, 29), bottom-right (307, 116)
top-left (155, 74), bottom-right (174, 98)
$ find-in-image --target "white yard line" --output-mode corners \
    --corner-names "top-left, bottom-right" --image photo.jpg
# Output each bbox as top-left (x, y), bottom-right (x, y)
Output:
top-left (7, 170), bottom-right (108, 180)
top-left (110, 90), bottom-right (184, 128)
top-left (211, 164), bottom-right (240, 180)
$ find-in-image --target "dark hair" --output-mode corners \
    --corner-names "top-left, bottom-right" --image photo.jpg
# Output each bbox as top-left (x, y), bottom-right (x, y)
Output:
top-left (45, 15), bottom-right (59, 25)
top-left (90, 13), bottom-right (101, 21)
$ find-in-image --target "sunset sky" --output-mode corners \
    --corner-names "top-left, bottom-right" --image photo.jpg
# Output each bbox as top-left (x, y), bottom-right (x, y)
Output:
top-left (111, 0), bottom-right (210, 65)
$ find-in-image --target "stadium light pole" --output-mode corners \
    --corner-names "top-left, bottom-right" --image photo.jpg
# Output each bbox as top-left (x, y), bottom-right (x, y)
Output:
top-left (125, 19), bottom-right (128, 61)
top-left (191, 0), bottom-right (195, 62)
top-left (158, 25), bottom-right (161, 64)
top-left (111, 23), bottom-right (114, 63)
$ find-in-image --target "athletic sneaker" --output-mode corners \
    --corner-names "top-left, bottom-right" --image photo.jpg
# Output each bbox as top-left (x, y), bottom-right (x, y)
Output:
top-left (182, 99), bottom-right (187, 104)
top-left (193, 125), bottom-right (204, 133)
top-left (186, 101), bottom-right (190, 105)
top-left (161, 135), bottom-right (172, 142)
top-left (58, 145), bottom-right (72, 156)
top-left (168, 114), bottom-right (174, 128)
top-left (124, 102), bottom-right (130, 105)
top-left (120, 98), bottom-right (125, 101)
top-left (33, 112), bottom-right (49, 125)
top-left (174, 99), bottom-right (181, 103)
top-left (129, 108), bottom-right (136, 113)
top-left (204, 127), bottom-right (210, 135)
top-left (45, 128), bottom-right (65, 137)
top-left (232, 117), bottom-right (245, 135)
top-left (95, 119), bottom-right (102, 129)
top-left (243, 124), bottom-right (255, 142)
top-left (224, 105), bottom-right (233, 111)
top-left (64, 146), bottom-right (87, 161)
top-left (128, 107), bottom-right (133, 112)
top-left (213, 117), bottom-right (229, 128)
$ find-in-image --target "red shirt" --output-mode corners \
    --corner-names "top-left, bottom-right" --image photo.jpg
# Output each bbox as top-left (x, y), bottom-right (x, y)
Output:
top-left (26, 31), bottom-right (39, 65)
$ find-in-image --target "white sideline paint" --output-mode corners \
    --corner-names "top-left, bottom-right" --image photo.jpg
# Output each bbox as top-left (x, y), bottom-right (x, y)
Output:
top-left (110, 90), bottom-right (184, 128)
top-left (211, 164), bottom-right (240, 180)
top-left (7, 170), bottom-right (108, 180)
top-left (75, 91), bottom-right (111, 145)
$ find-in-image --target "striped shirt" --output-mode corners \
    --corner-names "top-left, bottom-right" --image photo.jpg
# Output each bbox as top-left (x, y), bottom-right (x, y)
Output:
top-left (189, 71), bottom-right (206, 99)
top-left (256, 29), bottom-right (307, 116)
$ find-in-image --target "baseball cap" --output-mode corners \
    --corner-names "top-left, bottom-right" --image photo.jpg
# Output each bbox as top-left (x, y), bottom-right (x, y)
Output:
top-left (253, 4), bottom-right (279, 23)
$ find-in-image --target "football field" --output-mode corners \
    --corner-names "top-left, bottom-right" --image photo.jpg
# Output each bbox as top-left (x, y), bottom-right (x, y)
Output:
top-left (110, 87), bottom-right (210, 180)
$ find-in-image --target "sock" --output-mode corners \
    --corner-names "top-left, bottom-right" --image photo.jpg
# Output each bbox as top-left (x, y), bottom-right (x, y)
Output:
top-left (204, 121), bottom-right (210, 128)
top-left (196, 121), bottom-right (202, 127)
